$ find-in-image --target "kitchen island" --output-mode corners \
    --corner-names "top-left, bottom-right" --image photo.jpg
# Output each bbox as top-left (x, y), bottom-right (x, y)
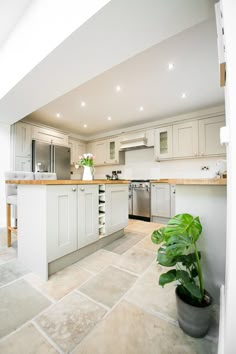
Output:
top-left (6, 180), bottom-right (129, 280)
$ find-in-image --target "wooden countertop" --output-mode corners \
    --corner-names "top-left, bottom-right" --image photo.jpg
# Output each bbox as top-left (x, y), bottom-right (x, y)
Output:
top-left (151, 178), bottom-right (227, 185)
top-left (5, 179), bottom-right (130, 185)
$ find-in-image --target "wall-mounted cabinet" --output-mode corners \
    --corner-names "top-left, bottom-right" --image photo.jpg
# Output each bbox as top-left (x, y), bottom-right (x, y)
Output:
top-left (198, 116), bottom-right (226, 156)
top-left (154, 116), bottom-right (226, 161)
top-left (173, 121), bottom-right (198, 158)
top-left (32, 126), bottom-right (69, 146)
top-left (69, 138), bottom-right (86, 165)
top-left (154, 126), bottom-right (173, 160)
top-left (88, 137), bottom-right (125, 166)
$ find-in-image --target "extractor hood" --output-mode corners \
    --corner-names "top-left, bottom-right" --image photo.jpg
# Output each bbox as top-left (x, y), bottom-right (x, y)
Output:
top-left (119, 132), bottom-right (148, 151)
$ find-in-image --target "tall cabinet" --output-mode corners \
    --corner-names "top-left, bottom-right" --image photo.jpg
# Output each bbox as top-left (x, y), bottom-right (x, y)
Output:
top-left (12, 122), bottom-right (32, 171)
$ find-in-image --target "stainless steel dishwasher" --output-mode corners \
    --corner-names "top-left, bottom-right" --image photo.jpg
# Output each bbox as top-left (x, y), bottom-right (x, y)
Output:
top-left (130, 180), bottom-right (151, 221)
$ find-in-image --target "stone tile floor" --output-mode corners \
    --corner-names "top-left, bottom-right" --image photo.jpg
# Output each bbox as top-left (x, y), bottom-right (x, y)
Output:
top-left (0, 221), bottom-right (218, 353)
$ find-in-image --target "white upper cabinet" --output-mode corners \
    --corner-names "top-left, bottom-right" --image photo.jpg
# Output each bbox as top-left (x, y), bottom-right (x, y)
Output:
top-left (154, 126), bottom-right (173, 160)
top-left (69, 138), bottom-right (86, 165)
top-left (89, 138), bottom-right (125, 166)
top-left (15, 122), bottom-right (32, 157)
top-left (173, 121), bottom-right (198, 158)
top-left (32, 126), bottom-right (69, 146)
top-left (198, 116), bottom-right (226, 156)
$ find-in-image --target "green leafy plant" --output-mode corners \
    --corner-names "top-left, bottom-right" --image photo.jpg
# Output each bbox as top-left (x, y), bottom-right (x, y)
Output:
top-left (151, 213), bottom-right (208, 306)
top-left (77, 153), bottom-right (94, 167)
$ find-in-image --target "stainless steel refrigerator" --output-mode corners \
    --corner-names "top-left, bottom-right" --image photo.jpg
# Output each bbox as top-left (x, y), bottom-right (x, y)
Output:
top-left (32, 140), bottom-right (71, 180)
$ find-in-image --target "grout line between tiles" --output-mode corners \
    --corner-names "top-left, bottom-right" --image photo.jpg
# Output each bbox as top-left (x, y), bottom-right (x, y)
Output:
top-left (74, 289), bottom-right (110, 312)
top-left (31, 320), bottom-right (63, 354)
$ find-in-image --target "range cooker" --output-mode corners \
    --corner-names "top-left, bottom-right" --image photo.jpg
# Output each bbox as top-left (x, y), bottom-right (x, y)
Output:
top-left (129, 180), bottom-right (151, 221)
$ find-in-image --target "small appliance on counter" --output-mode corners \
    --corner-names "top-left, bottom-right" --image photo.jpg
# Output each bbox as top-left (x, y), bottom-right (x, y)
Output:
top-left (129, 180), bottom-right (151, 221)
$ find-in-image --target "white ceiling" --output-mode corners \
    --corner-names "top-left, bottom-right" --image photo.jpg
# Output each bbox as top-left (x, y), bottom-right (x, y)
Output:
top-left (26, 17), bottom-right (224, 137)
top-left (0, 0), bottom-right (32, 49)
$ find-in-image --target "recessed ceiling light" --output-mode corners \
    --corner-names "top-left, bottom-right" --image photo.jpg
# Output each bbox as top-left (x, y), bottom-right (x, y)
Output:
top-left (115, 85), bottom-right (121, 92)
top-left (181, 93), bottom-right (187, 99)
top-left (56, 113), bottom-right (61, 118)
top-left (139, 106), bottom-right (144, 112)
top-left (107, 116), bottom-right (112, 121)
top-left (81, 101), bottom-right (86, 107)
top-left (168, 63), bottom-right (174, 71)
top-left (83, 124), bottom-right (87, 128)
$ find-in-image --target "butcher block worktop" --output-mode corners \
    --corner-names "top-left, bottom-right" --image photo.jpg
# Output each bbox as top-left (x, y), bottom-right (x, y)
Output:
top-left (5, 179), bottom-right (130, 185)
top-left (151, 178), bottom-right (227, 185)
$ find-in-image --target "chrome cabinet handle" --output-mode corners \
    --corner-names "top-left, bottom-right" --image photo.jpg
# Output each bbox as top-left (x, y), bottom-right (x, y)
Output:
top-left (80, 187), bottom-right (85, 191)
top-left (72, 187), bottom-right (76, 192)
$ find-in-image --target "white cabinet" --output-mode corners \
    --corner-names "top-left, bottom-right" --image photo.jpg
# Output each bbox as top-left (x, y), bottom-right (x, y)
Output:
top-left (78, 185), bottom-right (99, 248)
top-left (198, 116), bottom-right (226, 156)
top-left (15, 122), bottom-right (32, 157)
top-left (15, 157), bottom-right (32, 171)
top-left (154, 126), bottom-right (173, 160)
top-left (89, 138), bottom-right (125, 166)
top-left (47, 185), bottom-right (78, 262)
top-left (151, 183), bottom-right (171, 218)
top-left (173, 121), bottom-right (198, 158)
top-left (69, 138), bottom-right (86, 165)
top-left (105, 184), bottom-right (128, 234)
top-left (32, 126), bottom-right (69, 146)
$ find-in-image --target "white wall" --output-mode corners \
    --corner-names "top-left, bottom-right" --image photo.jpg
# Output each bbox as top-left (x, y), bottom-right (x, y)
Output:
top-left (90, 147), bottom-right (226, 180)
top-left (0, 123), bottom-right (11, 227)
top-left (221, 0), bottom-right (236, 352)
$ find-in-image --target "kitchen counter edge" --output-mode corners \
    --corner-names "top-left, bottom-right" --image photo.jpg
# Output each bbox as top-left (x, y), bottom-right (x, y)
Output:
top-left (5, 179), bottom-right (130, 185)
top-left (151, 178), bottom-right (227, 185)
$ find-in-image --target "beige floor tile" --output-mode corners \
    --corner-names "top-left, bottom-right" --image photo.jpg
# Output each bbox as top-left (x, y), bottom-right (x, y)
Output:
top-left (103, 231), bottom-right (147, 254)
top-left (126, 220), bottom-right (164, 234)
top-left (117, 245), bottom-right (156, 274)
top-left (0, 279), bottom-right (51, 338)
top-left (36, 292), bottom-right (107, 353)
top-left (0, 259), bottom-right (29, 286)
top-left (0, 246), bottom-right (17, 265)
top-left (0, 323), bottom-right (57, 354)
top-left (74, 249), bottom-right (119, 273)
top-left (74, 300), bottom-right (216, 354)
top-left (126, 262), bottom-right (177, 320)
top-left (25, 265), bottom-right (92, 301)
top-left (79, 265), bottom-right (137, 308)
top-left (136, 234), bottom-right (160, 253)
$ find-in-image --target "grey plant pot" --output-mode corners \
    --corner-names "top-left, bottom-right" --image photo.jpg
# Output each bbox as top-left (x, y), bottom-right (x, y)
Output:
top-left (175, 287), bottom-right (212, 338)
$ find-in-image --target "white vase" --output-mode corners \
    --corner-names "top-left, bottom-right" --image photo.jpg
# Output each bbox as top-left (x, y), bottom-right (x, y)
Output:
top-left (82, 166), bottom-right (94, 180)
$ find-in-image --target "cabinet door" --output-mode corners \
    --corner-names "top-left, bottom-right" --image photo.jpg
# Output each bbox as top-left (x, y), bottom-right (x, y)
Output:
top-left (198, 116), bottom-right (226, 156)
top-left (15, 156), bottom-right (32, 171)
top-left (106, 138), bottom-right (119, 164)
top-left (154, 127), bottom-right (173, 160)
top-left (32, 126), bottom-right (68, 146)
top-left (15, 123), bottom-right (32, 157)
top-left (93, 140), bottom-right (107, 166)
top-left (69, 140), bottom-right (86, 165)
top-left (78, 185), bottom-right (99, 248)
top-left (151, 184), bottom-right (171, 217)
top-left (47, 186), bottom-right (78, 262)
top-left (173, 121), bottom-right (198, 158)
top-left (105, 185), bottom-right (128, 234)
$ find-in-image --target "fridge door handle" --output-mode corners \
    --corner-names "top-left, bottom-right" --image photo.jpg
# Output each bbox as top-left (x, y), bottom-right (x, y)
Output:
top-left (53, 145), bottom-right (56, 173)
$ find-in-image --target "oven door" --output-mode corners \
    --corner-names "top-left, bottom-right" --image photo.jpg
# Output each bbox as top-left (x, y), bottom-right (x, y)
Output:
top-left (133, 186), bottom-right (150, 218)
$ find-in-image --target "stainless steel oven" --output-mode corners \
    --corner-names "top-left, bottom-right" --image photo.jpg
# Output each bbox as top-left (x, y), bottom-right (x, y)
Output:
top-left (129, 180), bottom-right (151, 221)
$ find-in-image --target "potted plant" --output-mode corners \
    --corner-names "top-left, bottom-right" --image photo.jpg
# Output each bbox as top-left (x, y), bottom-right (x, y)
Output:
top-left (76, 153), bottom-right (95, 180)
top-left (151, 213), bottom-right (212, 338)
